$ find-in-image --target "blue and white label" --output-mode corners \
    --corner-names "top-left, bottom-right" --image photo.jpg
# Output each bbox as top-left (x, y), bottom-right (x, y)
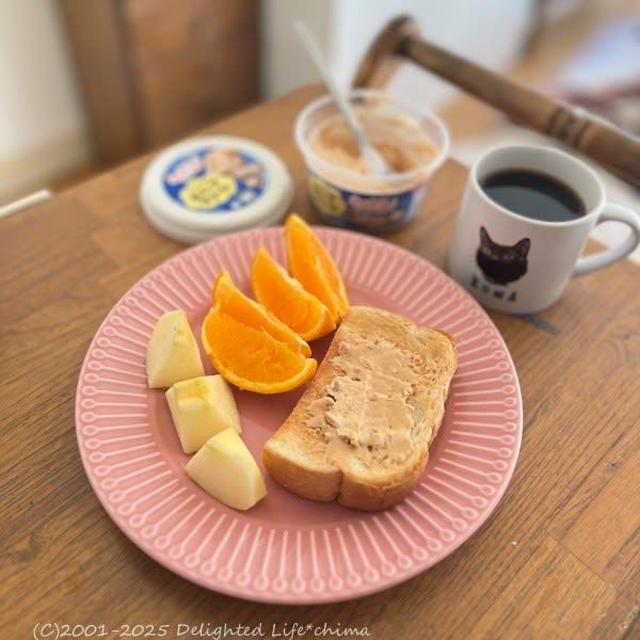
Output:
top-left (163, 147), bottom-right (266, 213)
top-left (307, 172), bottom-right (427, 231)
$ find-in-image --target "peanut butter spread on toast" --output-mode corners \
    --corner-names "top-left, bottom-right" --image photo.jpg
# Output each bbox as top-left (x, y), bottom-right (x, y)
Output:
top-left (303, 332), bottom-right (449, 466)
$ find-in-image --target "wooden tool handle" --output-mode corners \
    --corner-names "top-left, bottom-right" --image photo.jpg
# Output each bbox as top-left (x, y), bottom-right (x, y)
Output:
top-left (354, 16), bottom-right (640, 186)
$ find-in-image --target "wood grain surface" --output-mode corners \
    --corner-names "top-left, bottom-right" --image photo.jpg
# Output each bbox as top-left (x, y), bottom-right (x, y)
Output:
top-left (1, 85), bottom-right (639, 640)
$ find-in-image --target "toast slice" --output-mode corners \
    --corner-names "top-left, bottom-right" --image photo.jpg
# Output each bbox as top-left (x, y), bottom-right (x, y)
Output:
top-left (263, 306), bottom-right (457, 511)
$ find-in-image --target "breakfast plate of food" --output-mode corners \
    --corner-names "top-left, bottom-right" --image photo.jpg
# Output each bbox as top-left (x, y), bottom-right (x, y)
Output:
top-left (75, 214), bottom-right (522, 603)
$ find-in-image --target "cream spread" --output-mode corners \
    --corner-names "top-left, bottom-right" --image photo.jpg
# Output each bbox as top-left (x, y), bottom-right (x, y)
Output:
top-left (308, 111), bottom-right (438, 176)
top-left (305, 336), bottom-right (425, 467)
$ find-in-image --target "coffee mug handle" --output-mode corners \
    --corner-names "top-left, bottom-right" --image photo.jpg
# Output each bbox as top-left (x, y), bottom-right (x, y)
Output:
top-left (573, 202), bottom-right (640, 277)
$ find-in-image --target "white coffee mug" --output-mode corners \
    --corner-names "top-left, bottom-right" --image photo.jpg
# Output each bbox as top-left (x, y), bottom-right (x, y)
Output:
top-left (448, 145), bottom-right (640, 314)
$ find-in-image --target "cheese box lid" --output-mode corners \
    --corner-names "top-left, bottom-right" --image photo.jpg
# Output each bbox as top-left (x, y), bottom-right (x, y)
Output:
top-left (140, 136), bottom-right (294, 244)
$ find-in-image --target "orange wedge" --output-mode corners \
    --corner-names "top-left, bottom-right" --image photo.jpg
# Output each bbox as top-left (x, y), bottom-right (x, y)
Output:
top-left (201, 308), bottom-right (317, 394)
top-left (213, 269), bottom-right (311, 357)
top-left (285, 213), bottom-right (349, 322)
top-left (251, 247), bottom-right (335, 341)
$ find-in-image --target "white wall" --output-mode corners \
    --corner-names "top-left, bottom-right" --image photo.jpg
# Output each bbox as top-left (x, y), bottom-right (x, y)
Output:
top-left (0, 0), bottom-right (91, 202)
top-left (261, 0), bottom-right (334, 99)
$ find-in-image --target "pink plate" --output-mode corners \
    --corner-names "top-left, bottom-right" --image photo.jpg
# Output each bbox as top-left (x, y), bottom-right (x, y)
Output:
top-left (75, 226), bottom-right (522, 604)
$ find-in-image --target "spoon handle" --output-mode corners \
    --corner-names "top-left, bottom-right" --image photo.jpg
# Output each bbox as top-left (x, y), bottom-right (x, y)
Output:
top-left (294, 21), bottom-right (388, 174)
top-left (294, 22), bottom-right (363, 138)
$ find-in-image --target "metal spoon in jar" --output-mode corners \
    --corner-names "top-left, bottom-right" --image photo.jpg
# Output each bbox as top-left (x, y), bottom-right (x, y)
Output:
top-left (294, 21), bottom-right (390, 175)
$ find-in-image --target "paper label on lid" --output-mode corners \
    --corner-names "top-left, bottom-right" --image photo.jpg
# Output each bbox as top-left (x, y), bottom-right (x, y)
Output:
top-left (162, 146), bottom-right (266, 213)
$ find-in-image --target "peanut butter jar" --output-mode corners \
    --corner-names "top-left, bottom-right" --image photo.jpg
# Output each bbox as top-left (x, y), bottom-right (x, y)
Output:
top-left (295, 90), bottom-right (449, 232)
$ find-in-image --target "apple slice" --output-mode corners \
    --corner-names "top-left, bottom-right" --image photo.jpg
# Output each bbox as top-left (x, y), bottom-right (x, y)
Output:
top-left (146, 310), bottom-right (204, 388)
top-left (186, 429), bottom-right (266, 511)
top-left (166, 375), bottom-right (241, 453)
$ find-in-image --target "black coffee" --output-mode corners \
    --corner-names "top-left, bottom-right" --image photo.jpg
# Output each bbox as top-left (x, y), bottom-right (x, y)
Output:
top-left (481, 169), bottom-right (586, 222)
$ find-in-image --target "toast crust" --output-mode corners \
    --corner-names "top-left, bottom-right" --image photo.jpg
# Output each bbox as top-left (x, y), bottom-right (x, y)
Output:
top-left (263, 306), bottom-right (457, 511)
top-left (263, 443), bottom-right (341, 502)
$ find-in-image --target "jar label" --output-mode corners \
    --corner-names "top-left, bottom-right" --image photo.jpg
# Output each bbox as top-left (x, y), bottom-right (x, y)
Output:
top-left (307, 172), bottom-right (425, 231)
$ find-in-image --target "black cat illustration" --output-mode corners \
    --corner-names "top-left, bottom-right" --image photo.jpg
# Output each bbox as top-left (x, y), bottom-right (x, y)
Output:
top-left (476, 226), bottom-right (530, 286)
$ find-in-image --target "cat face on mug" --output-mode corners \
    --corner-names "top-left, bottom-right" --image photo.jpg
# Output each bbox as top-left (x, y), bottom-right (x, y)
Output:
top-left (476, 226), bottom-right (531, 286)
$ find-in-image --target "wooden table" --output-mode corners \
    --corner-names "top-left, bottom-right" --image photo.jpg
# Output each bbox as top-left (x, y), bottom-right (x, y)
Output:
top-left (2, 86), bottom-right (639, 640)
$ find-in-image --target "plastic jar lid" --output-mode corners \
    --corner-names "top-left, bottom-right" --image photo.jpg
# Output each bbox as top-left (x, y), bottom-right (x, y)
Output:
top-left (140, 136), bottom-right (293, 244)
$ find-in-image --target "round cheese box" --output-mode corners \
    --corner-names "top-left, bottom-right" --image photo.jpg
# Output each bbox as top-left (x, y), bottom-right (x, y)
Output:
top-left (140, 136), bottom-right (294, 244)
